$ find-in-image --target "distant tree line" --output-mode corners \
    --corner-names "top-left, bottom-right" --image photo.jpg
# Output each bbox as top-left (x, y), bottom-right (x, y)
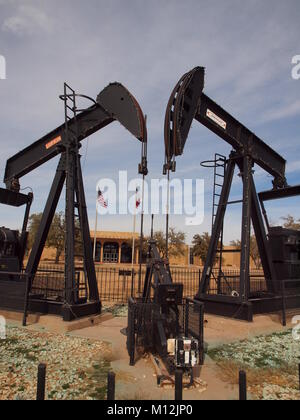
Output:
top-left (26, 213), bottom-right (300, 266)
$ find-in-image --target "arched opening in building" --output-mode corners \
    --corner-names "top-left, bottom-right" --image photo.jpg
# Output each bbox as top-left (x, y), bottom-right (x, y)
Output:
top-left (121, 242), bottom-right (132, 264)
top-left (103, 242), bottom-right (119, 263)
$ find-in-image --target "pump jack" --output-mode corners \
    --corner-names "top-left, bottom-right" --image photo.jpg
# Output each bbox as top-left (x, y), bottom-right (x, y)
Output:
top-left (164, 67), bottom-right (300, 321)
top-left (0, 82), bottom-right (147, 323)
top-left (127, 223), bottom-right (204, 379)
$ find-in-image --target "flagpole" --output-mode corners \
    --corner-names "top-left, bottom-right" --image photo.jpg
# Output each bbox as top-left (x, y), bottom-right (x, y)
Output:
top-left (138, 176), bottom-right (145, 294)
top-left (166, 168), bottom-right (170, 259)
top-left (132, 189), bottom-right (137, 269)
top-left (93, 199), bottom-right (99, 262)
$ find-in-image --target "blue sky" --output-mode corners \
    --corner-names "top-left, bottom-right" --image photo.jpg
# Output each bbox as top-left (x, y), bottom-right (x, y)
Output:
top-left (0, 0), bottom-right (299, 244)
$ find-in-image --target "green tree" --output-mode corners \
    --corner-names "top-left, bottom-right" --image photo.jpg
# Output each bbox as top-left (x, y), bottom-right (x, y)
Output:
top-left (281, 215), bottom-right (300, 230)
top-left (139, 228), bottom-right (186, 259)
top-left (192, 232), bottom-right (211, 265)
top-left (230, 235), bottom-right (261, 269)
top-left (46, 212), bottom-right (66, 264)
top-left (28, 212), bottom-right (81, 264)
top-left (168, 228), bottom-right (186, 258)
top-left (27, 213), bottom-right (43, 251)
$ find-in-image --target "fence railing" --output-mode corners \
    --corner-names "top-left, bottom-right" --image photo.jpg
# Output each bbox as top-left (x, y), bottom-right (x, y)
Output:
top-left (96, 266), bottom-right (201, 303)
top-left (34, 263), bottom-right (267, 304)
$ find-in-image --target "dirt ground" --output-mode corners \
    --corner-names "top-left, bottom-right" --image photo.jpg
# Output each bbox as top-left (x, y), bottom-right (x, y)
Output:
top-left (1, 309), bottom-right (298, 400)
top-left (69, 310), bottom-right (298, 400)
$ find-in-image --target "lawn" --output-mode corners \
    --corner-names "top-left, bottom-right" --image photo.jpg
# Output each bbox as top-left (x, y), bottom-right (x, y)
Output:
top-left (208, 330), bottom-right (300, 400)
top-left (0, 325), bottom-right (111, 400)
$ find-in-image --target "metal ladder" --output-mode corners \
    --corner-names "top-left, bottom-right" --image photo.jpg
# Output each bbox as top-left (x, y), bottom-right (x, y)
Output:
top-left (211, 154), bottom-right (227, 294)
top-left (211, 154), bottom-right (244, 295)
top-left (61, 83), bottom-right (88, 302)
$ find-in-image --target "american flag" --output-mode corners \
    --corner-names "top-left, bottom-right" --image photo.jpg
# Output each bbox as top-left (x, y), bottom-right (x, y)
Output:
top-left (97, 190), bottom-right (108, 208)
top-left (136, 187), bottom-right (141, 209)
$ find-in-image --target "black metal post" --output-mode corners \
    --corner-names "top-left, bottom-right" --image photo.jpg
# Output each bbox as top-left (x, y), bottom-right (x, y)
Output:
top-left (298, 363), bottom-right (300, 391)
top-left (199, 302), bottom-right (205, 366)
top-left (138, 175), bottom-right (145, 295)
top-left (36, 363), bottom-right (46, 401)
top-left (22, 274), bottom-right (31, 327)
top-left (239, 370), bottom-right (247, 401)
top-left (25, 156), bottom-right (66, 283)
top-left (184, 300), bottom-right (189, 337)
top-left (76, 155), bottom-right (100, 303)
top-left (107, 372), bottom-right (116, 401)
top-left (151, 214), bottom-right (154, 239)
top-left (175, 370), bottom-right (183, 401)
top-left (239, 156), bottom-right (252, 302)
top-left (19, 192), bottom-right (33, 266)
top-left (166, 169), bottom-right (170, 260)
top-left (64, 148), bottom-right (76, 306)
top-left (250, 175), bottom-right (277, 294)
top-left (131, 269), bottom-right (135, 298)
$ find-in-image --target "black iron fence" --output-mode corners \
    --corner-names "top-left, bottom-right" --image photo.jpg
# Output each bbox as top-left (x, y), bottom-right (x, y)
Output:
top-left (34, 263), bottom-right (266, 304)
top-left (31, 266), bottom-right (87, 303)
top-left (206, 269), bottom-right (267, 296)
top-left (94, 266), bottom-right (201, 303)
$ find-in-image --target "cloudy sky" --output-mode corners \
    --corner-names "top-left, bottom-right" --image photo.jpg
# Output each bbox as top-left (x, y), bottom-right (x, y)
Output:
top-left (0, 0), bottom-right (299, 244)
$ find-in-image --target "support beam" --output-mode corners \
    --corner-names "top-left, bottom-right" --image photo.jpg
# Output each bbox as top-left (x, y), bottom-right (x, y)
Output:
top-left (239, 156), bottom-right (252, 302)
top-left (26, 156), bottom-right (66, 281)
top-left (4, 107), bottom-right (112, 187)
top-left (76, 156), bottom-right (100, 302)
top-left (250, 175), bottom-right (276, 294)
top-left (64, 148), bottom-right (76, 306)
top-left (196, 94), bottom-right (287, 187)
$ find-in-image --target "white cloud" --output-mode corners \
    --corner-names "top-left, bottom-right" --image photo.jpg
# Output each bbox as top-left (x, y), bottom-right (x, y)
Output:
top-left (262, 100), bottom-right (300, 122)
top-left (2, 4), bottom-right (53, 35)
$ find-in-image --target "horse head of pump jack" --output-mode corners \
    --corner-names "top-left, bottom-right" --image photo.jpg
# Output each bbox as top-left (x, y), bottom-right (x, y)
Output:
top-left (97, 82), bottom-right (148, 176)
top-left (164, 66), bottom-right (205, 174)
top-left (163, 66), bottom-right (287, 190)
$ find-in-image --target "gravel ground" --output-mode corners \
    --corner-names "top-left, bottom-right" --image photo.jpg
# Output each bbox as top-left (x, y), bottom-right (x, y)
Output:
top-left (103, 304), bottom-right (128, 317)
top-left (208, 330), bottom-right (300, 400)
top-left (0, 325), bottom-right (111, 400)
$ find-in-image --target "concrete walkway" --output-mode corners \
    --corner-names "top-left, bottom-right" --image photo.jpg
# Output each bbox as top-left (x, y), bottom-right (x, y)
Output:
top-left (70, 317), bottom-right (238, 400)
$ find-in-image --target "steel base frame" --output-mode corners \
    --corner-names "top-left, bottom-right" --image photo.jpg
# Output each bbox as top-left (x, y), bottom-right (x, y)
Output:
top-left (198, 294), bottom-right (300, 322)
top-left (0, 292), bottom-right (101, 322)
top-left (196, 152), bottom-right (300, 321)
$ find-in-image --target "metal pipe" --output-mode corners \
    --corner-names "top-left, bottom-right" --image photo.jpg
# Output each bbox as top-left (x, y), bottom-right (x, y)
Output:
top-left (36, 363), bottom-right (47, 400)
top-left (175, 370), bottom-right (183, 401)
top-left (107, 371), bottom-right (116, 401)
top-left (239, 370), bottom-right (247, 401)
